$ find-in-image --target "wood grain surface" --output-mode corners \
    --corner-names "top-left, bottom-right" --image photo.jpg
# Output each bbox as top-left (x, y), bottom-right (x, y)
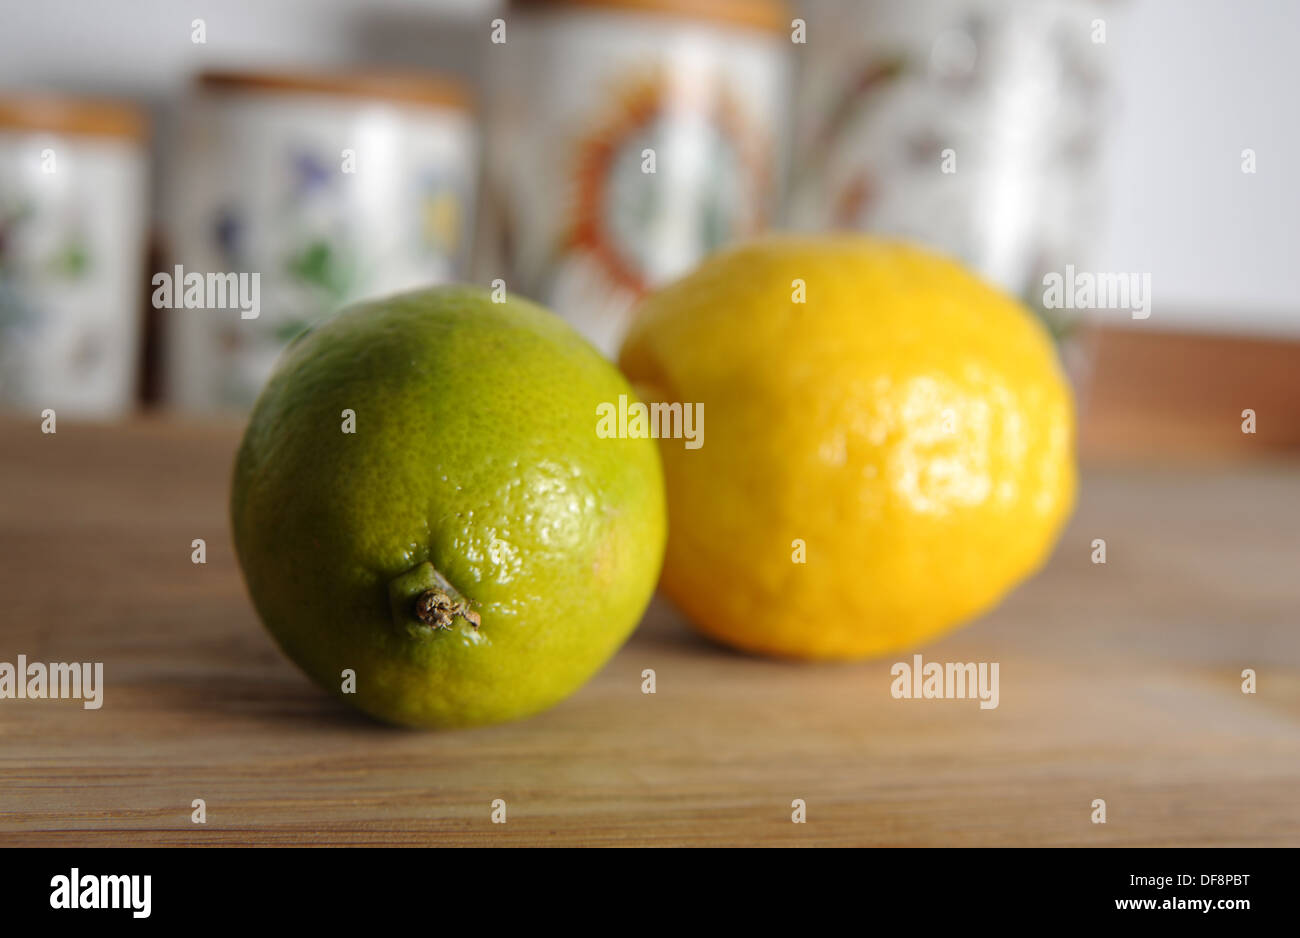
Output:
top-left (1080, 326), bottom-right (1300, 459)
top-left (1, 417), bottom-right (1297, 846)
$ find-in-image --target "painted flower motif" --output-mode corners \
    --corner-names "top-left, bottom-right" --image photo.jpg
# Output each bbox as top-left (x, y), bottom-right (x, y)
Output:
top-left (291, 150), bottom-right (333, 197)
top-left (213, 207), bottom-right (242, 262)
top-left (566, 69), bottom-right (768, 296)
top-left (418, 173), bottom-right (463, 258)
top-left (0, 198), bottom-right (90, 335)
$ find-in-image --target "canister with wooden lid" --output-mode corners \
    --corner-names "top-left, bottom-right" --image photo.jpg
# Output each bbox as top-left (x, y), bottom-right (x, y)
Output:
top-left (479, 0), bottom-right (792, 357)
top-left (163, 69), bottom-right (477, 413)
top-left (0, 95), bottom-right (149, 417)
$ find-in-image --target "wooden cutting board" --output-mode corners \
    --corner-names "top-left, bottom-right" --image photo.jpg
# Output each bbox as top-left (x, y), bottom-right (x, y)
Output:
top-left (1, 417), bottom-right (1297, 846)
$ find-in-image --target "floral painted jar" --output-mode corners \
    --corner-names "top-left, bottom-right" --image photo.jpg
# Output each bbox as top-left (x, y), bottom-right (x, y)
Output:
top-left (0, 95), bottom-right (149, 417)
top-left (480, 0), bottom-right (791, 357)
top-left (164, 70), bottom-right (476, 413)
top-left (787, 0), bottom-right (1108, 343)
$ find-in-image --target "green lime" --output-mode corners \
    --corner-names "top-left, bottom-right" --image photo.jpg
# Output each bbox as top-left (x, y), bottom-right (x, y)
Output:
top-left (231, 286), bottom-right (666, 728)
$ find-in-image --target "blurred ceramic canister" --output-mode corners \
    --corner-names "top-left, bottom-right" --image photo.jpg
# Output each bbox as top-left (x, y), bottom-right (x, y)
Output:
top-left (480, 0), bottom-right (792, 357)
top-left (787, 0), bottom-right (1108, 327)
top-left (164, 70), bottom-right (476, 413)
top-left (0, 95), bottom-right (149, 417)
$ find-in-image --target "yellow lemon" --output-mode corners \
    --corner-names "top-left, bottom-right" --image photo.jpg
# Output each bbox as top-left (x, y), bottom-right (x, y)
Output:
top-left (619, 236), bottom-right (1076, 660)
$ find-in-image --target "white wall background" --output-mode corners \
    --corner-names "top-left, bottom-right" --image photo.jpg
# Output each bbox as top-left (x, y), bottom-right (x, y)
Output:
top-left (1091, 0), bottom-right (1299, 335)
top-left (1, 0), bottom-right (1296, 335)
